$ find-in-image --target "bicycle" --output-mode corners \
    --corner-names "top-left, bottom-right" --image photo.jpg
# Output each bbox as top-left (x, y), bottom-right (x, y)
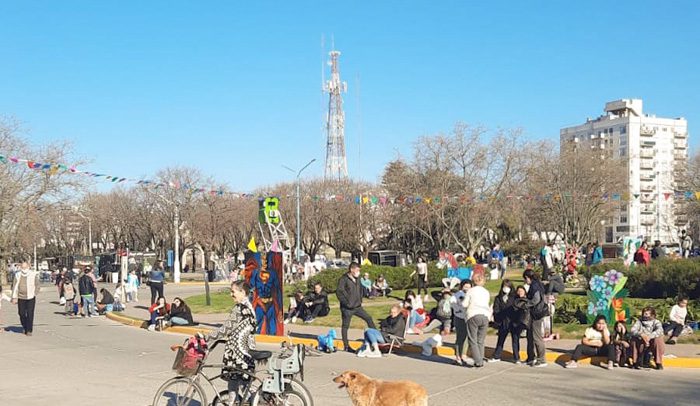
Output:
top-left (152, 339), bottom-right (312, 406)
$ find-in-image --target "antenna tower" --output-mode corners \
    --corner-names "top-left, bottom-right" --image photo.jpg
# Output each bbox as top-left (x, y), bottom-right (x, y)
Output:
top-left (323, 50), bottom-right (349, 181)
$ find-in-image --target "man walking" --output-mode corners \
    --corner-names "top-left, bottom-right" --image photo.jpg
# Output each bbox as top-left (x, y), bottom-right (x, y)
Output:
top-left (79, 267), bottom-right (98, 317)
top-left (11, 262), bottom-right (40, 336)
top-left (680, 230), bottom-right (692, 258)
top-left (336, 262), bottom-right (376, 352)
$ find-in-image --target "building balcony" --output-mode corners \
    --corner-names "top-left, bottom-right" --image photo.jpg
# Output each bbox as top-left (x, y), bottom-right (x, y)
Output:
top-left (674, 132), bottom-right (686, 139)
top-left (641, 205), bottom-right (655, 213)
top-left (675, 216), bottom-right (689, 225)
top-left (640, 183), bottom-right (655, 192)
top-left (640, 161), bottom-right (655, 170)
top-left (640, 126), bottom-right (656, 136)
top-left (640, 194), bottom-right (655, 203)
top-left (641, 140), bottom-right (656, 147)
top-left (641, 219), bottom-right (655, 226)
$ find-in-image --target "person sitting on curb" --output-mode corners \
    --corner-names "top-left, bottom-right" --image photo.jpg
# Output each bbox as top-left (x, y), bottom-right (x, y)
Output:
top-left (360, 273), bottom-right (373, 298)
top-left (565, 315), bottom-right (615, 369)
top-left (300, 282), bottom-right (330, 323)
top-left (630, 306), bottom-right (665, 370)
top-left (665, 297), bottom-right (688, 345)
top-left (167, 297), bottom-right (195, 326)
top-left (284, 291), bottom-right (306, 324)
top-left (96, 288), bottom-right (115, 314)
top-left (148, 296), bottom-right (170, 331)
top-left (357, 303), bottom-right (406, 358)
top-left (416, 289), bottom-right (453, 335)
top-left (612, 321), bottom-right (631, 367)
top-left (372, 275), bottom-right (392, 297)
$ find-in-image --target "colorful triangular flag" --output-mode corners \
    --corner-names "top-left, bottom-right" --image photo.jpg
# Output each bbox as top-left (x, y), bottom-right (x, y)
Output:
top-left (247, 237), bottom-right (257, 253)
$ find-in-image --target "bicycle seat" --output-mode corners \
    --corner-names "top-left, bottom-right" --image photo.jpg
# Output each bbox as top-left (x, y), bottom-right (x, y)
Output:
top-left (250, 350), bottom-right (273, 361)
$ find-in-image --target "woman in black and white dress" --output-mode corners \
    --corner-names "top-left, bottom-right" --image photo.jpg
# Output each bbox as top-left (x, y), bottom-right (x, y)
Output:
top-left (207, 280), bottom-right (257, 402)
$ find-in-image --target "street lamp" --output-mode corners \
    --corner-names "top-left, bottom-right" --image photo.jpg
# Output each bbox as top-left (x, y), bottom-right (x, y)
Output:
top-left (282, 158), bottom-right (316, 262)
top-left (151, 194), bottom-right (181, 284)
top-left (73, 208), bottom-right (93, 257)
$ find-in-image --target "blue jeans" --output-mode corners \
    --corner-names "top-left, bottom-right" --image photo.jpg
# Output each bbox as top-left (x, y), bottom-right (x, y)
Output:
top-left (409, 310), bottom-right (425, 328)
top-left (81, 295), bottom-right (97, 316)
top-left (361, 328), bottom-right (386, 350)
top-left (170, 316), bottom-right (188, 326)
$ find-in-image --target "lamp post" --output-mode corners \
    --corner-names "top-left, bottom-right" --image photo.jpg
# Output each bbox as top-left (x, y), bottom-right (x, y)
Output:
top-left (282, 158), bottom-right (316, 262)
top-left (151, 195), bottom-right (181, 284)
top-left (74, 210), bottom-right (93, 257)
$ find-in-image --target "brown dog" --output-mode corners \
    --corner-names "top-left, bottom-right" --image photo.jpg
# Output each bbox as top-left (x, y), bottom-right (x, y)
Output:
top-left (333, 370), bottom-right (428, 406)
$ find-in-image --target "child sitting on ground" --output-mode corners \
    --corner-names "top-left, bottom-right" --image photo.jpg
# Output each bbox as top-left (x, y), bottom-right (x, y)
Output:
top-left (612, 320), bottom-right (631, 367)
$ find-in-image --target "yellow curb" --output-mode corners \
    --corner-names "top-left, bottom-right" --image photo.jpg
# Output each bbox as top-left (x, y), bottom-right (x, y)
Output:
top-left (105, 313), bottom-right (700, 368)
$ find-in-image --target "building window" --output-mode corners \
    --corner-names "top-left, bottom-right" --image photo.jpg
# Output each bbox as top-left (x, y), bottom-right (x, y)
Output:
top-left (620, 216), bottom-right (627, 223)
top-left (620, 125), bottom-right (627, 134)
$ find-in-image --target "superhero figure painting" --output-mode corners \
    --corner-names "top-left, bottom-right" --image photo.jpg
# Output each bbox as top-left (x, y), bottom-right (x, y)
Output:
top-left (244, 250), bottom-right (283, 336)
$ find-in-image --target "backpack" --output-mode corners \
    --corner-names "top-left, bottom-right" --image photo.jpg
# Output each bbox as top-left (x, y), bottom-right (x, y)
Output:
top-left (436, 298), bottom-right (451, 319)
top-left (63, 282), bottom-right (75, 299)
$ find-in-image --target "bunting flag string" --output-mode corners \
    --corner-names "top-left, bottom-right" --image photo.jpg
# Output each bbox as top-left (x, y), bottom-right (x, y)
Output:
top-left (2, 152), bottom-right (700, 205)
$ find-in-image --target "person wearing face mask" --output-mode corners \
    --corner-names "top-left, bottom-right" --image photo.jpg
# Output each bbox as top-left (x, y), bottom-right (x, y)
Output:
top-left (490, 279), bottom-right (517, 363)
top-left (630, 306), bottom-right (665, 370)
top-left (523, 269), bottom-right (548, 367)
top-left (450, 279), bottom-right (472, 365)
top-left (336, 262), bottom-right (376, 352)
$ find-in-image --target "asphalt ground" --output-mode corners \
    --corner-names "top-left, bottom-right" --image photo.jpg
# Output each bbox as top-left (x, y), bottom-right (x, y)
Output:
top-left (1, 289), bottom-right (699, 405)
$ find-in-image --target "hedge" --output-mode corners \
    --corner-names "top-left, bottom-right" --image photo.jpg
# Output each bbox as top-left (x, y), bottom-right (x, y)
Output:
top-left (583, 259), bottom-right (700, 299)
top-left (304, 264), bottom-right (446, 293)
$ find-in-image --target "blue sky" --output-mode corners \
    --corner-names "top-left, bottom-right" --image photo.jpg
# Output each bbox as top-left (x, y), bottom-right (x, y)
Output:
top-left (1, 1), bottom-right (698, 191)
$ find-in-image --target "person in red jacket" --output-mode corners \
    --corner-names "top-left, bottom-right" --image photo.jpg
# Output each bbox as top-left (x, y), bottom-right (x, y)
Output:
top-left (634, 241), bottom-right (651, 266)
top-left (148, 296), bottom-right (170, 330)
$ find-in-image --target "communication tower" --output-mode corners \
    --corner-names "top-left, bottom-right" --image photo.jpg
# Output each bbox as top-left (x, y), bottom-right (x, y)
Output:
top-left (323, 50), bottom-right (349, 180)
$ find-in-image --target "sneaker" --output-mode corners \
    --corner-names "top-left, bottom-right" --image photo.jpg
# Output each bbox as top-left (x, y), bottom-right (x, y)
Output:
top-left (514, 360), bottom-right (524, 365)
top-left (533, 361), bottom-right (548, 368)
top-left (486, 358), bottom-right (501, 363)
top-left (604, 361), bottom-right (614, 370)
top-left (525, 359), bottom-right (535, 366)
top-left (291, 316), bottom-right (298, 324)
top-left (564, 361), bottom-right (577, 369)
top-left (356, 349), bottom-right (368, 358)
top-left (283, 318), bottom-right (290, 325)
top-left (367, 349), bottom-right (382, 358)
top-left (656, 364), bottom-right (664, 370)
top-left (304, 318), bottom-right (315, 324)
top-left (345, 346), bottom-right (356, 354)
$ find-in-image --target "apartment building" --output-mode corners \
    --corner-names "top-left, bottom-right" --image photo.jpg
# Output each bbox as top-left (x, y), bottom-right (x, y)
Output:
top-left (560, 99), bottom-right (689, 244)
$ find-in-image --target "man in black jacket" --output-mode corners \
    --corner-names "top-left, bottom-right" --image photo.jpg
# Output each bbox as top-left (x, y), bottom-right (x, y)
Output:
top-left (336, 262), bottom-right (376, 352)
top-left (78, 268), bottom-right (98, 317)
top-left (300, 282), bottom-right (330, 323)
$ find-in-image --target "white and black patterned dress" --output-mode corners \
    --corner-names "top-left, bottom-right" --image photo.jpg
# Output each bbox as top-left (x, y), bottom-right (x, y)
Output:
top-left (208, 299), bottom-right (257, 380)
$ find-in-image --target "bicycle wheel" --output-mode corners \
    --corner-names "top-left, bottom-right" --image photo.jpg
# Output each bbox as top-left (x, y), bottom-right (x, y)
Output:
top-left (251, 388), bottom-right (309, 406)
top-left (288, 379), bottom-right (313, 406)
top-left (152, 377), bottom-right (207, 406)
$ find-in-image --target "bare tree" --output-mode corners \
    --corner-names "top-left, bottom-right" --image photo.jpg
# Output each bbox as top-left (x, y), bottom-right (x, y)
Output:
top-left (0, 117), bottom-right (85, 283)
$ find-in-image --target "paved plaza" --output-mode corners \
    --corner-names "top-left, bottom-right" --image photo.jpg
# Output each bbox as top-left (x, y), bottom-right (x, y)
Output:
top-left (1, 288), bottom-right (699, 405)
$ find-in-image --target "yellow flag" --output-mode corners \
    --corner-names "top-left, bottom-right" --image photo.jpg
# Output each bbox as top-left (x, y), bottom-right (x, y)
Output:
top-left (247, 237), bottom-right (257, 253)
